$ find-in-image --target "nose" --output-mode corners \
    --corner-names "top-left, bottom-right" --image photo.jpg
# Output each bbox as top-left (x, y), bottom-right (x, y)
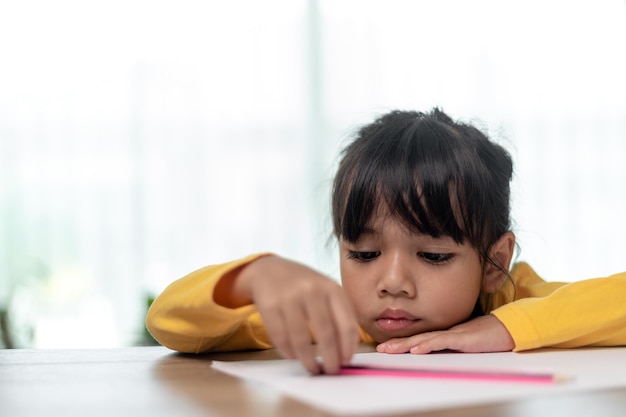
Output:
top-left (376, 252), bottom-right (416, 298)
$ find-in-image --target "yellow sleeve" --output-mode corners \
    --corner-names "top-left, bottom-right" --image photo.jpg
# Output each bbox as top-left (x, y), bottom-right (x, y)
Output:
top-left (145, 253), bottom-right (274, 353)
top-left (490, 263), bottom-right (626, 351)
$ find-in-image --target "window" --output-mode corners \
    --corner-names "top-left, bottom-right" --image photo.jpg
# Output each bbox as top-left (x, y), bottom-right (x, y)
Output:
top-left (1, 0), bottom-right (624, 348)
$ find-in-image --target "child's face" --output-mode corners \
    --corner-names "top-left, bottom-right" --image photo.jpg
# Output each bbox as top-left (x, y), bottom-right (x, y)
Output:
top-left (339, 211), bottom-right (486, 343)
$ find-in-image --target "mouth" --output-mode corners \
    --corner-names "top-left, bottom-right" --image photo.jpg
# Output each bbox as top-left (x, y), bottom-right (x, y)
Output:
top-left (375, 308), bottom-right (419, 332)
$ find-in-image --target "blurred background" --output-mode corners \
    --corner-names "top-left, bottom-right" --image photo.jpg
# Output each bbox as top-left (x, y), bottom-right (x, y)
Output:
top-left (0, 0), bottom-right (625, 349)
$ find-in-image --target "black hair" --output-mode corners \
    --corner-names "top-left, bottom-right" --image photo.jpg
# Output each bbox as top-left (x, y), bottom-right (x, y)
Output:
top-left (332, 108), bottom-right (513, 274)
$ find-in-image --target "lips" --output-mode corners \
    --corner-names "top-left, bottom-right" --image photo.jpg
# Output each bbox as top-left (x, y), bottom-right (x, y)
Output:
top-left (376, 308), bottom-right (419, 332)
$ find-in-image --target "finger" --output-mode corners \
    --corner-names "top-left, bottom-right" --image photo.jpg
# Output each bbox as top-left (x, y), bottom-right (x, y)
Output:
top-left (409, 333), bottom-right (459, 354)
top-left (377, 336), bottom-right (425, 354)
top-left (329, 292), bottom-right (360, 365)
top-left (282, 302), bottom-right (321, 374)
top-left (306, 295), bottom-right (341, 374)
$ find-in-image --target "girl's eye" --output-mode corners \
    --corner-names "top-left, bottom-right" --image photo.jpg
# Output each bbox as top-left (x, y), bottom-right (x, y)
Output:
top-left (347, 251), bottom-right (381, 262)
top-left (418, 252), bottom-right (452, 264)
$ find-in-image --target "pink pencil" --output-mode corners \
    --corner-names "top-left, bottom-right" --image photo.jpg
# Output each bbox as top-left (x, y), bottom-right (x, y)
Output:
top-left (339, 364), bottom-right (569, 384)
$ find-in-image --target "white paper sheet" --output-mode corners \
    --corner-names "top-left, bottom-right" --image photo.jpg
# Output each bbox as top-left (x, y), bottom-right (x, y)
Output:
top-left (212, 348), bottom-right (626, 415)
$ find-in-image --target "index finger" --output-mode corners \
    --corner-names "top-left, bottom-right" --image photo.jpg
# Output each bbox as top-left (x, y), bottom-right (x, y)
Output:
top-left (329, 292), bottom-right (360, 364)
top-left (305, 295), bottom-right (341, 374)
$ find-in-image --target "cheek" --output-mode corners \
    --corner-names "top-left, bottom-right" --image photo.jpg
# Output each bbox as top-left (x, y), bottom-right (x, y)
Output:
top-left (448, 256), bottom-right (484, 296)
top-left (339, 264), bottom-right (358, 295)
top-left (435, 273), bottom-right (483, 318)
top-left (447, 283), bottom-right (482, 310)
top-left (340, 264), bottom-right (370, 309)
top-left (422, 262), bottom-right (481, 309)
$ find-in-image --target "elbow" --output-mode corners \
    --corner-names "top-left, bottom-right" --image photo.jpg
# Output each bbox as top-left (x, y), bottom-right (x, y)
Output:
top-left (145, 305), bottom-right (206, 353)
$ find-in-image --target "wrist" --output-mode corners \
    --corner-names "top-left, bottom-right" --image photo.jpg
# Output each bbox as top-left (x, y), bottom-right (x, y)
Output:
top-left (214, 255), bottom-right (276, 308)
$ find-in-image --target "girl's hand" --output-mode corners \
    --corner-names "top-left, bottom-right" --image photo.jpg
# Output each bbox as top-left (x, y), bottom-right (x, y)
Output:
top-left (235, 255), bottom-right (360, 375)
top-left (376, 314), bottom-right (515, 354)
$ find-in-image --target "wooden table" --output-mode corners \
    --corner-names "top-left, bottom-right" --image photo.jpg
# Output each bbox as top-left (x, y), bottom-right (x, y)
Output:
top-left (2, 346), bottom-right (626, 417)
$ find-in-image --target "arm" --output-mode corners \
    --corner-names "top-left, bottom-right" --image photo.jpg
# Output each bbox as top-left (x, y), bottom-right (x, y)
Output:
top-left (146, 253), bottom-right (274, 353)
top-left (378, 263), bottom-right (626, 354)
top-left (146, 253), bottom-right (360, 374)
top-left (491, 268), bottom-right (626, 351)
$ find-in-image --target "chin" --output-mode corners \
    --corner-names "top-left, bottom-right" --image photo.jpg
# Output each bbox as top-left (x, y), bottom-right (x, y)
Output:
top-left (368, 328), bottom-right (419, 344)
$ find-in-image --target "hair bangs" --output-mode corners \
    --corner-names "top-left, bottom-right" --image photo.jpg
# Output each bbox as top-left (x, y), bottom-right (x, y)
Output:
top-left (383, 124), bottom-right (469, 243)
top-left (334, 117), bottom-right (470, 244)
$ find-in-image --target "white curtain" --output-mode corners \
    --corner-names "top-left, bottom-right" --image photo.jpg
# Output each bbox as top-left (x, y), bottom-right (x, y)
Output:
top-left (1, 0), bottom-right (625, 348)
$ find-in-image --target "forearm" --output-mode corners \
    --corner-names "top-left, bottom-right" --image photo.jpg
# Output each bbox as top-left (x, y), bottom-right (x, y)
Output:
top-left (492, 272), bottom-right (626, 351)
top-left (213, 254), bottom-right (282, 308)
top-left (146, 253), bottom-right (274, 353)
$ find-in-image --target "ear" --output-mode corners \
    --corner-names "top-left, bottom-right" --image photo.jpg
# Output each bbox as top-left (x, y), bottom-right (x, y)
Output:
top-left (481, 231), bottom-right (516, 293)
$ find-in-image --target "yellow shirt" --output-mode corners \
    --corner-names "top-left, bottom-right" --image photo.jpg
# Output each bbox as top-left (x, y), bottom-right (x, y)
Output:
top-left (146, 254), bottom-right (626, 353)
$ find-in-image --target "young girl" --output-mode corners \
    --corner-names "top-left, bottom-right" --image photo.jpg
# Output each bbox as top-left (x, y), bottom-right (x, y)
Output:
top-left (146, 108), bottom-right (626, 375)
